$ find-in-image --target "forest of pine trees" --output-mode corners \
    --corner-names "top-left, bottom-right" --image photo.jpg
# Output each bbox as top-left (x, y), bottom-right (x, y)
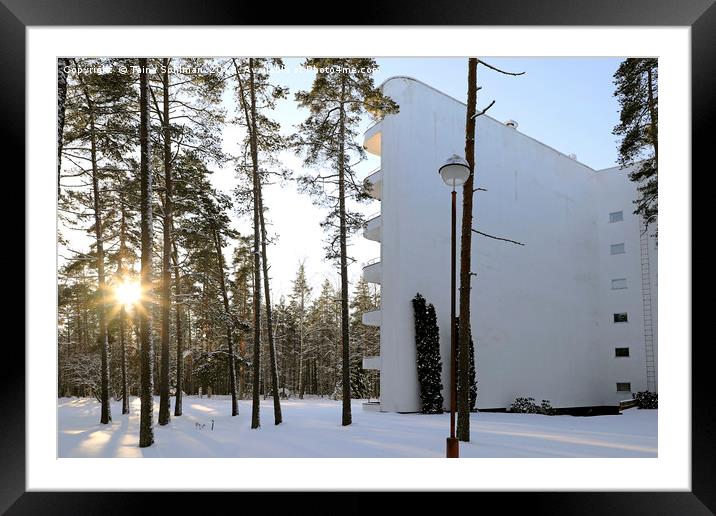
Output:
top-left (57, 58), bottom-right (388, 443)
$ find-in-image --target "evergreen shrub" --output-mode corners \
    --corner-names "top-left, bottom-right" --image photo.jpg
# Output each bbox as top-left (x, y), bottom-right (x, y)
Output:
top-left (412, 293), bottom-right (444, 414)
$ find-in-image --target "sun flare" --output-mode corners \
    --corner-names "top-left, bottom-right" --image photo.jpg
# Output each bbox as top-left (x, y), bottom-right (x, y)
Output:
top-left (114, 280), bottom-right (142, 307)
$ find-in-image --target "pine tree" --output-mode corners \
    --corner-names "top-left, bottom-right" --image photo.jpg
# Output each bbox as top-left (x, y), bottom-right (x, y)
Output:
top-left (180, 169), bottom-right (244, 414)
top-left (77, 69), bottom-right (112, 424)
top-left (61, 106), bottom-right (139, 408)
top-left (146, 58), bottom-right (226, 423)
top-left (230, 236), bottom-right (254, 398)
top-left (61, 56), bottom-right (140, 422)
top-left (613, 58), bottom-right (658, 231)
top-left (148, 59), bottom-right (225, 413)
top-left (171, 154), bottom-right (221, 401)
top-left (138, 58), bottom-right (155, 448)
top-left (289, 263), bottom-right (312, 399)
top-left (70, 59), bottom-right (135, 425)
top-left (210, 203), bottom-right (240, 417)
top-left (232, 58), bottom-right (289, 426)
top-left (158, 58), bottom-right (173, 426)
top-left (412, 293), bottom-right (444, 414)
top-left (296, 59), bottom-right (398, 425)
top-left (307, 280), bottom-right (341, 396)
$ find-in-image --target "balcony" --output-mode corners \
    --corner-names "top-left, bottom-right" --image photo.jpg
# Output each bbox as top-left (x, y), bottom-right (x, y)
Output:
top-left (362, 258), bottom-right (381, 284)
top-left (361, 309), bottom-right (381, 327)
top-left (364, 168), bottom-right (382, 200)
top-left (362, 355), bottom-right (381, 370)
top-left (363, 212), bottom-right (381, 242)
top-left (363, 122), bottom-right (382, 156)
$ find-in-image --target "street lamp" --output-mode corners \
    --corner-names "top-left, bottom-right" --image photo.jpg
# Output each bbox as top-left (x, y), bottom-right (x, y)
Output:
top-left (438, 154), bottom-right (470, 459)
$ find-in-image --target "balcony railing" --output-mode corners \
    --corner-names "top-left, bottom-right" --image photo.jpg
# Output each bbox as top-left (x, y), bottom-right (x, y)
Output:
top-left (365, 167), bottom-right (380, 184)
top-left (364, 168), bottom-right (381, 186)
top-left (364, 168), bottom-right (382, 200)
top-left (365, 256), bottom-right (381, 267)
top-left (364, 211), bottom-right (381, 224)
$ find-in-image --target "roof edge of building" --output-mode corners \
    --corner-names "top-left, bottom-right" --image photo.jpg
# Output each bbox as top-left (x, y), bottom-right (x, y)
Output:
top-left (378, 75), bottom-right (598, 173)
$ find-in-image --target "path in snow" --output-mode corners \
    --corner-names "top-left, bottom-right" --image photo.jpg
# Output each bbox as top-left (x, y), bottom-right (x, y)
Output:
top-left (58, 396), bottom-right (657, 458)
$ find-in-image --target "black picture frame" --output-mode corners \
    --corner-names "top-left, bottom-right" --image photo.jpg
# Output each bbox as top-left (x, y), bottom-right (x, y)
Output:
top-left (7, 0), bottom-right (711, 513)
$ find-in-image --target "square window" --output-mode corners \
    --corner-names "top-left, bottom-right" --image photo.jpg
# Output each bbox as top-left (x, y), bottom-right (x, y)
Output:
top-left (610, 243), bottom-right (625, 255)
top-left (609, 211), bottom-right (624, 223)
top-left (611, 278), bottom-right (627, 290)
top-left (616, 382), bottom-right (631, 392)
top-left (613, 313), bottom-right (628, 323)
top-left (615, 347), bottom-right (630, 357)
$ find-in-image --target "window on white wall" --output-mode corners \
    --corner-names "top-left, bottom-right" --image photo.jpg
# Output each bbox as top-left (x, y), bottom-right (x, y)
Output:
top-left (609, 211), bottom-right (624, 223)
top-left (615, 347), bottom-right (630, 357)
top-left (613, 313), bottom-right (628, 323)
top-left (611, 278), bottom-right (627, 290)
top-left (616, 382), bottom-right (631, 392)
top-left (610, 243), bottom-right (625, 255)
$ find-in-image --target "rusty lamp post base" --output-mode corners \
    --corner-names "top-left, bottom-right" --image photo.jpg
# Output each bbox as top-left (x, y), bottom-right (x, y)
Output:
top-left (446, 437), bottom-right (459, 458)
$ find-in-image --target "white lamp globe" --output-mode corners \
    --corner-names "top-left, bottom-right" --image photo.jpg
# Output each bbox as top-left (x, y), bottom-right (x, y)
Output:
top-left (438, 154), bottom-right (470, 188)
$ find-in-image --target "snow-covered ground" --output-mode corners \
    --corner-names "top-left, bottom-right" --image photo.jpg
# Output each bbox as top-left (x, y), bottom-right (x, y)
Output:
top-left (58, 396), bottom-right (657, 458)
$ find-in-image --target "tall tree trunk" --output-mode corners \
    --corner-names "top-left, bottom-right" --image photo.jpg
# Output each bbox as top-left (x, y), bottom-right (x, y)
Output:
top-left (172, 240), bottom-right (183, 416)
top-left (213, 228), bottom-right (239, 416)
top-left (186, 308), bottom-right (193, 395)
top-left (57, 58), bottom-right (70, 198)
top-left (120, 306), bottom-right (129, 414)
top-left (298, 293), bottom-right (305, 399)
top-left (338, 76), bottom-right (352, 426)
top-left (80, 76), bottom-right (111, 425)
top-left (119, 205), bottom-right (130, 414)
top-left (241, 58), bottom-right (262, 430)
top-left (238, 60), bottom-right (283, 424)
top-left (138, 58), bottom-right (155, 448)
top-left (238, 327), bottom-right (245, 398)
top-left (158, 58), bottom-right (172, 426)
top-left (256, 177), bottom-right (283, 424)
top-left (457, 58), bottom-right (478, 442)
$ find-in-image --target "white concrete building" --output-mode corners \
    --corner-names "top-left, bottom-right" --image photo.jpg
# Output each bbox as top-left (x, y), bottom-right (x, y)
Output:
top-left (361, 77), bottom-right (657, 413)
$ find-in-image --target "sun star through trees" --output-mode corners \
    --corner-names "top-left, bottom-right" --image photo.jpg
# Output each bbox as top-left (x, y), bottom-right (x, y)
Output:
top-left (114, 279), bottom-right (141, 309)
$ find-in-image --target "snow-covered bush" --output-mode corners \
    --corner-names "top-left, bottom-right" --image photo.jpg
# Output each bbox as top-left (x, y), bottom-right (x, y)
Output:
top-left (509, 397), bottom-right (556, 415)
top-left (539, 399), bottom-right (556, 415)
top-left (61, 353), bottom-right (101, 400)
top-left (509, 397), bottom-right (539, 413)
top-left (632, 391), bottom-right (658, 409)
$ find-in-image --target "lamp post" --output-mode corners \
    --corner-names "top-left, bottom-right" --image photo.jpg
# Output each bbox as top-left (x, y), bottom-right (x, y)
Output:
top-left (438, 154), bottom-right (471, 459)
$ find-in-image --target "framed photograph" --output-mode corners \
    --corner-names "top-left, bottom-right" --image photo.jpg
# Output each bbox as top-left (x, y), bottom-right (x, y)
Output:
top-left (11, 0), bottom-right (710, 512)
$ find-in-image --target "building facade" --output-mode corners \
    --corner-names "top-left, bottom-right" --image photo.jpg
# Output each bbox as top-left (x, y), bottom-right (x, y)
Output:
top-left (360, 77), bottom-right (657, 413)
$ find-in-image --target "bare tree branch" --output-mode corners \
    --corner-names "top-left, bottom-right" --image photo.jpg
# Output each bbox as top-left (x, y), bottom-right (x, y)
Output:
top-left (472, 228), bottom-right (525, 246)
top-left (477, 59), bottom-right (526, 76)
top-left (471, 100), bottom-right (495, 119)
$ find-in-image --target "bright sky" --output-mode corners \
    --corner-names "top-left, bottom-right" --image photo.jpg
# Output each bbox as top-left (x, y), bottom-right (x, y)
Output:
top-left (212, 57), bottom-right (624, 300)
top-left (61, 57), bottom-right (624, 302)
